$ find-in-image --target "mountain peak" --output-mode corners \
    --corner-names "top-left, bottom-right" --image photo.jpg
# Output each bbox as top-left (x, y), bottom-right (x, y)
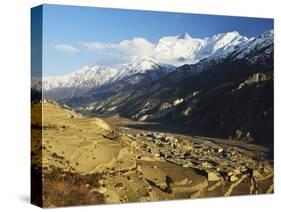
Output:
top-left (123, 56), bottom-right (161, 74)
top-left (226, 31), bottom-right (240, 37)
top-left (178, 32), bottom-right (192, 39)
top-left (212, 31), bottom-right (240, 40)
top-left (130, 56), bottom-right (159, 64)
top-left (108, 56), bottom-right (168, 82)
top-left (259, 29), bottom-right (273, 39)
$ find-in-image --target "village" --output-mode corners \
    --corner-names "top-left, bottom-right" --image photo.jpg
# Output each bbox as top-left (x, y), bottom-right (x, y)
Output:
top-left (117, 129), bottom-right (274, 197)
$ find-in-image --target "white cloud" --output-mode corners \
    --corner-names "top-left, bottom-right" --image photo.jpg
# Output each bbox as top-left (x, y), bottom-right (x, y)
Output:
top-left (81, 38), bottom-right (155, 58)
top-left (54, 44), bottom-right (79, 53)
top-left (81, 42), bottom-right (111, 50)
top-left (117, 38), bottom-right (155, 57)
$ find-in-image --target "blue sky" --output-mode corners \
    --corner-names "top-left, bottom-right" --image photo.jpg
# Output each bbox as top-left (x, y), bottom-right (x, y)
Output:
top-left (39, 4), bottom-right (273, 76)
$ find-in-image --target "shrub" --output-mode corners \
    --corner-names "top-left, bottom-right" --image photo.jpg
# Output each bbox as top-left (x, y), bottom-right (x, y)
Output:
top-left (42, 168), bottom-right (105, 207)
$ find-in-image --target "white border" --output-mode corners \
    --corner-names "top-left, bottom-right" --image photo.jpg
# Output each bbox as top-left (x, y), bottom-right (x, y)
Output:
top-left (0, 0), bottom-right (279, 211)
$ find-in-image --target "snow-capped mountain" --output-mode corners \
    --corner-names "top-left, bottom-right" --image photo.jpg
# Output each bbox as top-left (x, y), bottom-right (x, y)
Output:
top-left (32, 65), bottom-right (119, 100)
top-left (32, 56), bottom-right (175, 100)
top-left (232, 29), bottom-right (273, 63)
top-left (172, 30), bottom-right (274, 75)
top-left (42, 65), bottom-right (118, 91)
top-left (32, 30), bottom-right (273, 102)
top-left (202, 30), bottom-right (273, 66)
top-left (34, 56), bottom-right (173, 92)
top-left (114, 56), bottom-right (173, 81)
top-left (153, 31), bottom-right (248, 66)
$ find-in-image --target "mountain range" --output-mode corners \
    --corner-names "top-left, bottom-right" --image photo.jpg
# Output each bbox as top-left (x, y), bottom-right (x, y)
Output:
top-left (32, 56), bottom-right (174, 100)
top-left (33, 30), bottom-right (272, 95)
top-left (31, 30), bottom-right (274, 147)
top-left (153, 31), bottom-right (248, 65)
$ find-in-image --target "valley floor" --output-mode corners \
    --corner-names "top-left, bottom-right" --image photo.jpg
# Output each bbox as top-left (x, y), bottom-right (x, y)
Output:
top-left (31, 101), bottom-right (274, 207)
